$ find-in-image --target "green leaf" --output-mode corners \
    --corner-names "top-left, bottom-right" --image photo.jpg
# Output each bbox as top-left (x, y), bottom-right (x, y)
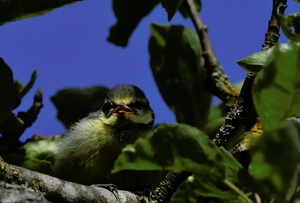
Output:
top-left (278, 7), bottom-right (300, 42)
top-left (22, 139), bottom-right (58, 161)
top-left (237, 49), bottom-right (273, 73)
top-left (2, 139), bottom-right (58, 174)
top-left (252, 42), bottom-right (300, 130)
top-left (114, 124), bottom-right (243, 198)
top-left (0, 58), bottom-right (14, 126)
top-left (19, 71), bottom-right (38, 98)
top-left (243, 122), bottom-right (299, 199)
top-left (149, 23), bottom-right (212, 128)
top-left (51, 86), bottom-right (109, 128)
top-left (2, 154), bottom-right (53, 175)
top-left (0, 0), bottom-right (80, 26)
top-left (108, 0), bottom-right (158, 47)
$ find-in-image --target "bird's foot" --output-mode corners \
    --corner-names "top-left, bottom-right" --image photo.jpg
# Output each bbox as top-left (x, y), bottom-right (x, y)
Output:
top-left (91, 184), bottom-right (119, 200)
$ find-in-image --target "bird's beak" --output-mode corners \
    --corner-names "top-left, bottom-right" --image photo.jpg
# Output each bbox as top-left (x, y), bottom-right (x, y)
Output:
top-left (113, 104), bottom-right (133, 117)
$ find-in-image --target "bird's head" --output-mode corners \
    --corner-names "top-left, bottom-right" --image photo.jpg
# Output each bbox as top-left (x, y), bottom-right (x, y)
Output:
top-left (99, 84), bottom-right (154, 139)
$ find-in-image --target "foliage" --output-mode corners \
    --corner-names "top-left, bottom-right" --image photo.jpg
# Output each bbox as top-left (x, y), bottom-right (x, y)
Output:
top-left (51, 86), bottom-right (108, 128)
top-left (0, 58), bottom-right (37, 135)
top-left (278, 4), bottom-right (300, 42)
top-left (149, 23), bottom-right (212, 128)
top-left (0, 0), bottom-right (300, 203)
top-left (2, 139), bottom-right (57, 175)
top-left (253, 42), bottom-right (300, 130)
top-left (107, 0), bottom-right (201, 46)
top-left (114, 124), bottom-right (243, 199)
top-left (0, 0), bottom-right (80, 26)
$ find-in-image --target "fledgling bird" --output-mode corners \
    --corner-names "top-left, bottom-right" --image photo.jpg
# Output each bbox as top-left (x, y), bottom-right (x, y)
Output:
top-left (53, 84), bottom-right (160, 191)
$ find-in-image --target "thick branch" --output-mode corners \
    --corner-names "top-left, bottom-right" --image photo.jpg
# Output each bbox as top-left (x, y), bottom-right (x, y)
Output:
top-left (184, 0), bottom-right (239, 109)
top-left (0, 157), bottom-right (140, 203)
top-left (152, 170), bottom-right (192, 203)
top-left (213, 73), bottom-right (257, 147)
top-left (212, 0), bottom-right (287, 147)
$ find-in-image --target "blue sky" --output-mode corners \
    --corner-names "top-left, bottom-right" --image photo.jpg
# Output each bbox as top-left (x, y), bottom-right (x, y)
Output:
top-left (0, 1), bottom-right (298, 141)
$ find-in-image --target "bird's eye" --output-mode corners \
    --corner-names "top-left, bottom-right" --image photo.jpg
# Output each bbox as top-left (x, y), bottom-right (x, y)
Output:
top-left (129, 101), bottom-right (145, 110)
top-left (102, 101), bottom-right (116, 115)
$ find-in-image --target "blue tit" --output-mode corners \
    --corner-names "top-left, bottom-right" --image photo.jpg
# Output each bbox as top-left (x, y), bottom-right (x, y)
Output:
top-left (53, 84), bottom-right (160, 190)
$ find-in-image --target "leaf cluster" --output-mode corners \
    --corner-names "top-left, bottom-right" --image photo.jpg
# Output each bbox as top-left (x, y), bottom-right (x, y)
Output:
top-left (0, 58), bottom-right (37, 137)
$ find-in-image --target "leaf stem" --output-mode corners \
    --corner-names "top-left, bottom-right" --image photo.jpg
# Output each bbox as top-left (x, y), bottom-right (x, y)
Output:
top-left (223, 179), bottom-right (254, 203)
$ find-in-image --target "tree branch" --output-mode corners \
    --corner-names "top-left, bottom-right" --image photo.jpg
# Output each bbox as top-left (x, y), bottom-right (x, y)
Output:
top-left (152, 170), bottom-right (192, 203)
top-left (262, 0), bottom-right (287, 50)
top-left (184, 0), bottom-right (239, 109)
top-left (0, 157), bottom-right (141, 203)
top-left (212, 0), bottom-right (287, 147)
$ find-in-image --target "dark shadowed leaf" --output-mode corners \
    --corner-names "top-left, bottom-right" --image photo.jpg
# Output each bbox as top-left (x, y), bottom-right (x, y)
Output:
top-left (160, 0), bottom-right (184, 21)
top-left (161, 0), bottom-right (201, 21)
top-left (241, 122), bottom-right (299, 199)
top-left (114, 124), bottom-right (243, 199)
top-left (0, 58), bottom-right (14, 126)
top-left (108, 0), bottom-right (158, 47)
top-left (278, 7), bottom-right (300, 42)
top-left (252, 42), bottom-right (300, 130)
top-left (2, 139), bottom-right (57, 174)
top-left (51, 86), bottom-right (108, 128)
top-left (0, 113), bottom-right (24, 135)
top-left (237, 49), bottom-right (273, 73)
top-left (13, 70), bottom-right (38, 109)
top-left (0, 0), bottom-right (81, 26)
top-left (149, 23), bottom-right (212, 128)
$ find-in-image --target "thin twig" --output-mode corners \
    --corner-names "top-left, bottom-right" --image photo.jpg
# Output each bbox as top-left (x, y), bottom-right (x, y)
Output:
top-left (262, 0), bottom-right (287, 50)
top-left (184, 0), bottom-right (239, 109)
top-left (223, 179), bottom-right (254, 203)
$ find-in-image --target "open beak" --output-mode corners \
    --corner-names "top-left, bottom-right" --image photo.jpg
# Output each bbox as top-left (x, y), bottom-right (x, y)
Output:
top-left (113, 104), bottom-right (133, 117)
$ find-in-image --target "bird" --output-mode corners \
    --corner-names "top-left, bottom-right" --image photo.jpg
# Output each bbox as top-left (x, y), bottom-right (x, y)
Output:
top-left (53, 84), bottom-right (160, 191)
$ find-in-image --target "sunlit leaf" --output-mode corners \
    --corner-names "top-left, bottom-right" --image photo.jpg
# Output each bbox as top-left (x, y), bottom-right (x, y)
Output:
top-left (242, 122), bottom-right (299, 199)
top-left (237, 49), bottom-right (273, 73)
top-left (0, 0), bottom-right (81, 26)
top-left (51, 86), bottom-right (108, 128)
top-left (114, 124), bottom-right (243, 198)
top-left (0, 58), bottom-right (14, 126)
top-left (108, 0), bottom-right (158, 47)
top-left (149, 23), bottom-right (212, 128)
top-left (252, 42), bottom-right (300, 130)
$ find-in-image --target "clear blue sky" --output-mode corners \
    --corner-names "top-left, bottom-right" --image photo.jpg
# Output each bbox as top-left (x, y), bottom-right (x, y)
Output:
top-left (0, 1), bottom-right (298, 141)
